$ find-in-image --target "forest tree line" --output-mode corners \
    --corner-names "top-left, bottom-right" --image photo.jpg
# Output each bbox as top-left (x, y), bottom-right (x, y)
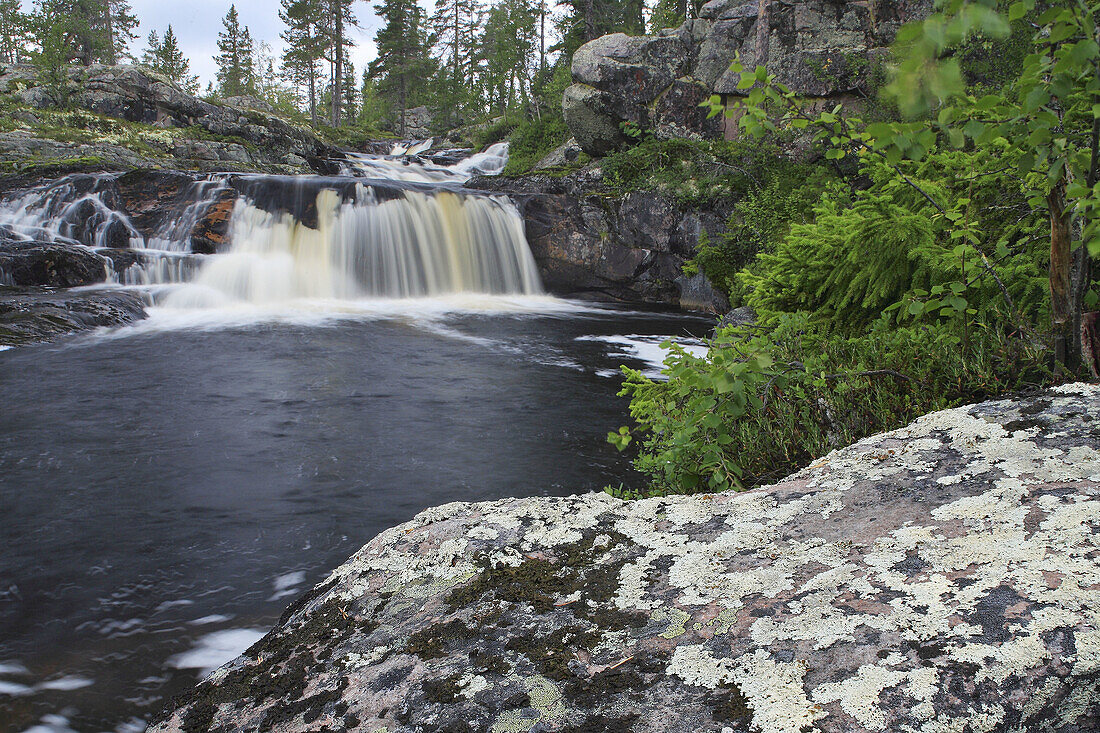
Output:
top-left (0, 0), bottom-right (702, 136)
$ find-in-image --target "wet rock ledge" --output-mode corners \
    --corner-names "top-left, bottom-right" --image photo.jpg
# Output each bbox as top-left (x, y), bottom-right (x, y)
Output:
top-left (151, 384), bottom-right (1100, 733)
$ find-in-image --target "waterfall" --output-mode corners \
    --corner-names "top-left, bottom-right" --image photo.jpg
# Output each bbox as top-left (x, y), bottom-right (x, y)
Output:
top-left (0, 144), bottom-right (541, 306)
top-left (0, 174), bottom-right (140, 249)
top-left (164, 182), bottom-right (541, 307)
top-left (144, 178), bottom-right (229, 253)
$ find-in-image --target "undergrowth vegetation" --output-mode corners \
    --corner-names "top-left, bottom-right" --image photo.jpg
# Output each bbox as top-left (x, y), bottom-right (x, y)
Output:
top-left (608, 0), bottom-right (1099, 499)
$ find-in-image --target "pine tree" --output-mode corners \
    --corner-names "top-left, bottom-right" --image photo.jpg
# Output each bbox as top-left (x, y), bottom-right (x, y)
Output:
top-left (279, 0), bottom-right (325, 125)
top-left (321, 0), bottom-right (357, 127)
top-left (98, 0), bottom-right (138, 63)
top-left (215, 5), bottom-right (255, 97)
top-left (370, 0), bottom-right (433, 136)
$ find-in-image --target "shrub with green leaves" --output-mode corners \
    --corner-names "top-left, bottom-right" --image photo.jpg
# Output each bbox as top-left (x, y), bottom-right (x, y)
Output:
top-left (601, 137), bottom-right (816, 207)
top-left (611, 308), bottom-right (1056, 498)
top-left (501, 115), bottom-right (569, 175)
top-left (686, 159), bottom-right (836, 300)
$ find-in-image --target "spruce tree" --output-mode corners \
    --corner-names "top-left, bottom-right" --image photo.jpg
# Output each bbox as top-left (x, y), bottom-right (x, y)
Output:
top-left (557, 0), bottom-right (645, 58)
top-left (480, 0), bottom-right (536, 114)
top-left (215, 5), bottom-right (255, 97)
top-left (359, 69), bottom-right (386, 129)
top-left (428, 0), bottom-right (480, 125)
top-left (143, 25), bottom-right (198, 93)
top-left (141, 29), bottom-right (160, 66)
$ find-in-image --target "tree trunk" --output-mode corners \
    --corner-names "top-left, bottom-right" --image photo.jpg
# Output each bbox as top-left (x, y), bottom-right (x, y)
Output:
top-left (308, 64), bottom-right (317, 127)
top-left (1048, 179), bottom-right (1075, 369)
top-left (1076, 99), bottom-right (1100, 376)
top-left (332, 5), bottom-right (343, 127)
top-left (1083, 311), bottom-right (1100, 378)
top-left (104, 3), bottom-right (117, 65)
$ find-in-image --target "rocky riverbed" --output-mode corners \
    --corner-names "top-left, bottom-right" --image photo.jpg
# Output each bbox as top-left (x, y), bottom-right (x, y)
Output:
top-left (150, 383), bottom-right (1100, 733)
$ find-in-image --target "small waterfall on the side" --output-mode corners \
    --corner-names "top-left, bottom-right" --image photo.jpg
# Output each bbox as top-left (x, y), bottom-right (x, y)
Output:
top-left (164, 182), bottom-right (540, 308)
top-left (0, 173), bottom-right (227, 288)
top-left (0, 174), bottom-right (140, 248)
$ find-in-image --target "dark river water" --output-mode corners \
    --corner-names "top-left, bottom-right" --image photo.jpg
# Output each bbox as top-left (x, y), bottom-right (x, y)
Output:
top-left (0, 299), bottom-right (710, 732)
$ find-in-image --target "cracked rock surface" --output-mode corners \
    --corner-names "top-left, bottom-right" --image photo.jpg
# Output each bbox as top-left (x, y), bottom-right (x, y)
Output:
top-left (150, 383), bottom-right (1100, 733)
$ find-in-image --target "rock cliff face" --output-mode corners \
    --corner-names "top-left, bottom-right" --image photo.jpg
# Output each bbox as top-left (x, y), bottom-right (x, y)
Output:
top-left (151, 383), bottom-right (1100, 733)
top-left (470, 172), bottom-right (731, 310)
top-left (0, 64), bottom-right (343, 174)
top-left (564, 0), bottom-right (933, 154)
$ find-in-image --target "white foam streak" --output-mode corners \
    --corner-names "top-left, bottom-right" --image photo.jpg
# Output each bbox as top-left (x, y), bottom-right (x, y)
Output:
top-left (168, 629), bottom-right (266, 677)
top-left (578, 334), bottom-right (709, 379)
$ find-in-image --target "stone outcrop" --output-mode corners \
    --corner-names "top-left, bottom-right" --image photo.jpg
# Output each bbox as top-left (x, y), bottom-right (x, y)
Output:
top-left (564, 0), bottom-right (934, 154)
top-left (0, 64), bottom-right (342, 174)
top-left (0, 240), bottom-right (111, 287)
top-left (0, 286), bottom-right (147, 345)
top-left (150, 383), bottom-right (1100, 732)
top-left (397, 106), bottom-right (435, 140)
top-left (471, 171), bottom-right (731, 311)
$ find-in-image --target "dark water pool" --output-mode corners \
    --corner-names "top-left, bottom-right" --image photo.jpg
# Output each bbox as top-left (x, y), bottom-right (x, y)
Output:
top-left (0, 301), bottom-right (711, 732)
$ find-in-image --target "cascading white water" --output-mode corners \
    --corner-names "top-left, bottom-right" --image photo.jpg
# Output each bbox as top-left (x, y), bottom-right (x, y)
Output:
top-left (0, 145), bottom-right (542, 308)
top-left (342, 142), bottom-right (510, 184)
top-left (164, 183), bottom-right (541, 308)
top-left (144, 178), bottom-right (229, 252)
top-left (0, 173), bottom-right (228, 287)
top-left (0, 175), bottom-right (140, 248)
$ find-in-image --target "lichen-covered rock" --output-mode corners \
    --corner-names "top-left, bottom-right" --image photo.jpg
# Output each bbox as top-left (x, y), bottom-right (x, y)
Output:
top-left (564, 0), bottom-right (934, 154)
top-left (562, 83), bottom-right (628, 157)
top-left (0, 63), bottom-right (342, 174)
top-left (150, 384), bottom-right (1100, 733)
top-left (534, 137), bottom-right (584, 170)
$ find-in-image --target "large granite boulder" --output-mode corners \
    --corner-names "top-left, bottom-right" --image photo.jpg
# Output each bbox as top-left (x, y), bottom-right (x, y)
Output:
top-left (565, 0), bottom-right (934, 154)
top-left (150, 384), bottom-right (1100, 732)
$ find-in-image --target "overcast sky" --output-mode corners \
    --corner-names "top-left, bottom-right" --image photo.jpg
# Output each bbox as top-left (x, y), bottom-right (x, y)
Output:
top-left (27, 1), bottom-right (392, 88)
